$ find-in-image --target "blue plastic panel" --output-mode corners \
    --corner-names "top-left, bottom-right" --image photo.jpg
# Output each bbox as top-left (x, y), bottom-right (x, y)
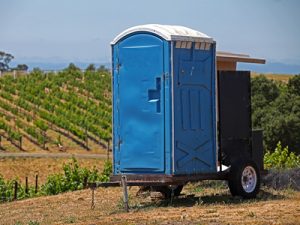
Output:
top-left (173, 44), bottom-right (217, 174)
top-left (113, 34), bottom-right (166, 174)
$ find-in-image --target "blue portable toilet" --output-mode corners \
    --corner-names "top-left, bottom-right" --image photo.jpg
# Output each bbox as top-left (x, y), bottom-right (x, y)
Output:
top-left (111, 24), bottom-right (217, 175)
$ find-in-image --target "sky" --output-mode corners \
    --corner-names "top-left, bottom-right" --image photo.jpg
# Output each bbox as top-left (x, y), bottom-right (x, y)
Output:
top-left (1, 0), bottom-right (300, 72)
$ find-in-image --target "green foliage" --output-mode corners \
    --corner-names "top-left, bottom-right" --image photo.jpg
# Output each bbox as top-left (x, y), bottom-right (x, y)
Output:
top-left (0, 175), bottom-right (27, 201)
top-left (28, 221), bottom-right (40, 225)
top-left (14, 221), bottom-right (23, 225)
top-left (100, 160), bottom-right (113, 182)
top-left (251, 75), bottom-right (280, 102)
top-left (264, 142), bottom-right (300, 169)
top-left (13, 221), bottom-right (40, 225)
top-left (0, 51), bottom-right (14, 72)
top-left (86, 64), bottom-right (96, 71)
top-left (55, 134), bottom-right (63, 146)
top-left (288, 74), bottom-right (300, 96)
top-left (0, 64), bottom-right (112, 149)
top-left (97, 65), bottom-right (109, 72)
top-left (65, 216), bottom-right (76, 224)
top-left (252, 74), bottom-right (300, 154)
top-left (41, 158), bottom-right (112, 195)
top-left (0, 158), bottom-right (113, 201)
top-left (34, 119), bottom-right (48, 132)
top-left (0, 118), bottom-right (22, 142)
top-left (15, 64), bottom-right (28, 71)
top-left (66, 63), bottom-right (80, 72)
top-left (14, 220), bottom-right (41, 225)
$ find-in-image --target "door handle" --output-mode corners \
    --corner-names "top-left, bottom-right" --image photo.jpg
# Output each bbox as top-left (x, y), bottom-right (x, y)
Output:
top-left (148, 77), bottom-right (161, 113)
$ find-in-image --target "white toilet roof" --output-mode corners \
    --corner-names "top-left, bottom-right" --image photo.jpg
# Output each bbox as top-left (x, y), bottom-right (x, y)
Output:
top-left (111, 24), bottom-right (214, 44)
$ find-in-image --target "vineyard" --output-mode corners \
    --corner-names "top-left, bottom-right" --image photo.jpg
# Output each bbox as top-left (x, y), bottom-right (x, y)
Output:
top-left (1, 69), bottom-right (300, 155)
top-left (0, 65), bottom-right (112, 152)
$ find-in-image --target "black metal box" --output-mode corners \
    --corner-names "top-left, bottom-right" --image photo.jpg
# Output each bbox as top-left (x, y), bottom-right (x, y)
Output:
top-left (218, 71), bottom-right (252, 165)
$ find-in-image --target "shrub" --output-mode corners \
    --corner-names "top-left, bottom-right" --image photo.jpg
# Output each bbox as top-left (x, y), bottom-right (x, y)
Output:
top-left (264, 141), bottom-right (300, 169)
top-left (0, 175), bottom-right (27, 201)
top-left (0, 158), bottom-right (113, 201)
top-left (99, 160), bottom-right (112, 182)
top-left (41, 158), bottom-right (112, 195)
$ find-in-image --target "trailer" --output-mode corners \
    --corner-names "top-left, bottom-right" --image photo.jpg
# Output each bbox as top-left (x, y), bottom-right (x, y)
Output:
top-left (90, 24), bottom-right (266, 210)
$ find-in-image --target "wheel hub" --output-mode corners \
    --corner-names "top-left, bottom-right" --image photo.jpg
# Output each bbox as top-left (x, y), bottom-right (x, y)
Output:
top-left (241, 166), bottom-right (257, 193)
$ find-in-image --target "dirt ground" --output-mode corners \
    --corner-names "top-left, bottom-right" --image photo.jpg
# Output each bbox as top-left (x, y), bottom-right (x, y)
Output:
top-left (0, 183), bottom-right (299, 225)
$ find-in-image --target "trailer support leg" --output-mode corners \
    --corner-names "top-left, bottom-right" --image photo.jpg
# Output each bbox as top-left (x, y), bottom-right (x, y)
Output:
top-left (170, 189), bottom-right (174, 205)
top-left (91, 187), bottom-right (95, 210)
top-left (121, 175), bottom-right (129, 212)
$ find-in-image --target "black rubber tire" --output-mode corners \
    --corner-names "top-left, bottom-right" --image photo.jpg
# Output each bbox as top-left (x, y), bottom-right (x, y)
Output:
top-left (228, 178), bottom-right (238, 196)
top-left (152, 185), bottom-right (184, 198)
top-left (228, 159), bottom-right (260, 199)
top-left (151, 186), bottom-right (170, 198)
top-left (173, 185), bottom-right (184, 196)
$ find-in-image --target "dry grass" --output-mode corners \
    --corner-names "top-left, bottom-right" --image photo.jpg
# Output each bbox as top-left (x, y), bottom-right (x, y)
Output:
top-left (251, 72), bottom-right (293, 83)
top-left (0, 184), bottom-right (299, 225)
top-left (0, 157), bottom-right (105, 185)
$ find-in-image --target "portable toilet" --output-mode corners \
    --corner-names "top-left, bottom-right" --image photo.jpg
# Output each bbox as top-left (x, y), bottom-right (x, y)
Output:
top-left (111, 24), bottom-right (217, 175)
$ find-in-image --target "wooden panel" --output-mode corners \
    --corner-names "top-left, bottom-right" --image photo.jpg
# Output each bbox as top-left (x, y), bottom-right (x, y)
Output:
top-left (216, 51), bottom-right (266, 64)
top-left (217, 61), bottom-right (237, 71)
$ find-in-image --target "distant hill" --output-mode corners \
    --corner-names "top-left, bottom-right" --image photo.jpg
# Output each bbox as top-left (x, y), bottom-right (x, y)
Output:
top-left (10, 60), bottom-right (300, 74)
top-left (10, 61), bottom-right (111, 71)
top-left (238, 62), bottom-right (300, 75)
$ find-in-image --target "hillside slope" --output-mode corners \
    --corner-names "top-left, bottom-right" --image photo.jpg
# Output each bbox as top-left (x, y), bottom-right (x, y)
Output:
top-left (0, 69), bottom-right (296, 154)
top-left (0, 185), bottom-right (299, 225)
top-left (0, 67), bottom-right (111, 153)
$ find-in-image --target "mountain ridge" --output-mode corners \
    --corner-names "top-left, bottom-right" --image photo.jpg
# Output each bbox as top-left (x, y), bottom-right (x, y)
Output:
top-left (9, 60), bottom-right (300, 75)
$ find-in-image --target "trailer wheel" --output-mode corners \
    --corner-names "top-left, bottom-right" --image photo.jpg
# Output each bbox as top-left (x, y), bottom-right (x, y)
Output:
top-left (228, 178), bottom-right (238, 196)
top-left (152, 185), bottom-right (184, 198)
top-left (172, 185), bottom-right (184, 196)
top-left (228, 159), bottom-right (260, 199)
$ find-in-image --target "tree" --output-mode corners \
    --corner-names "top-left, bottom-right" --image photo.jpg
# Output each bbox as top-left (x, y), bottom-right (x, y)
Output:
top-left (86, 64), bottom-right (96, 72)
top-left (263, 110), bottom-right (300, 155)
top-left (251, 75), bottom-right (280, 102)
top-left (0, 51), bottom-right (14, 72)
top-left (15, 64), bottom-right (28, 71)
top-left (251, 75), bottom-right (300, 154)
top-left (97, 65), bottom-right (109, 72)
top-left (251, 75), bottom-right (280, 129)
top-left (66, 63), bottom-right (80, 72)
top-left (288, 74), bottom-right (300, 96)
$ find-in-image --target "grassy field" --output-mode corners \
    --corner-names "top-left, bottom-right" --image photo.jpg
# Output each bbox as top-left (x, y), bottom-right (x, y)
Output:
top-left (0, 157), bottom-right (105, 185)
top-left (251, 72), bottom-right (293, 83)
top-left (0, 183), bottom-right (299, 225)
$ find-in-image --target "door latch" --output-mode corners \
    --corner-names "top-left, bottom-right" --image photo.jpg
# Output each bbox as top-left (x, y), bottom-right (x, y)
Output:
top-left (117, 139), bottom-right (122, 149)
top-left (148, 77), bottom-right (161, 113)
